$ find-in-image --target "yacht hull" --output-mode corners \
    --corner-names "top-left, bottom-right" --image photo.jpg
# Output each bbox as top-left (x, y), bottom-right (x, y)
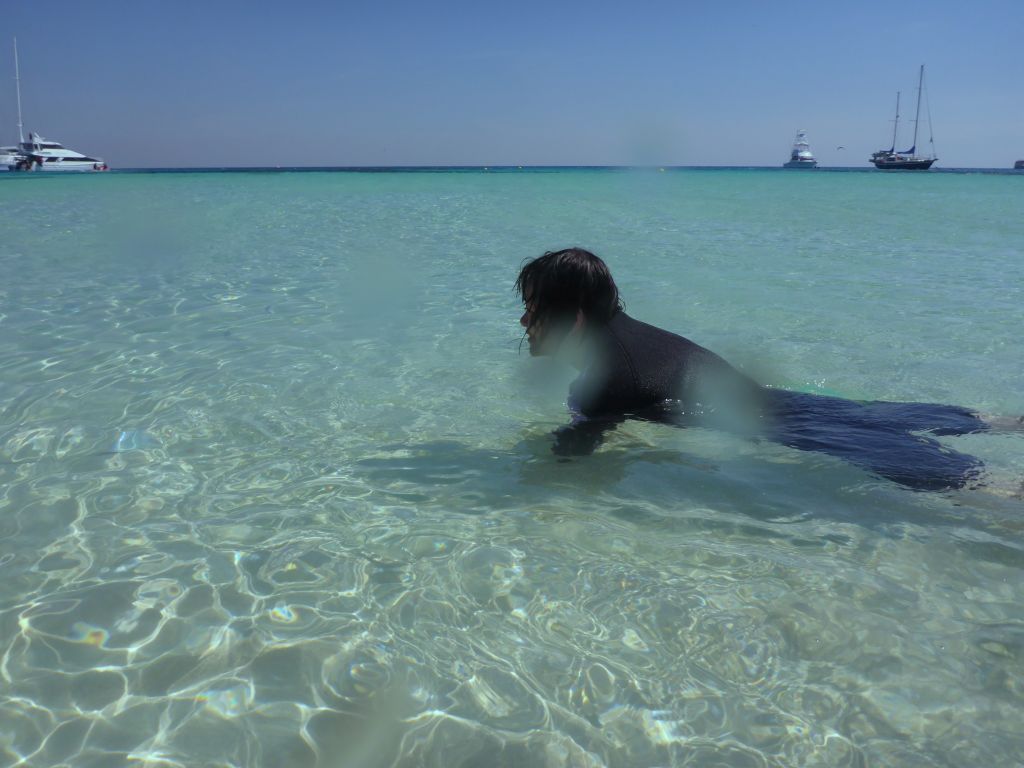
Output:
top-left (783, 160), bottom-right (817, 169)
top-left (12, 158), bottom-right (107, 172)
top-left (30, 163), bottom-right (106, 172)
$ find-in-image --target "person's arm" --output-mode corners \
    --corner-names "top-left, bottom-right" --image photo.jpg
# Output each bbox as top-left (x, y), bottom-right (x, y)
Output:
top-left (551, 414), bottom-right (624, 456)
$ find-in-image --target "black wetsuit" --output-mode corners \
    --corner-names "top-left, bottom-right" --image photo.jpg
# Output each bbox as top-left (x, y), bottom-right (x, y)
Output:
top-left (555, 311), bottom-right (987, 491)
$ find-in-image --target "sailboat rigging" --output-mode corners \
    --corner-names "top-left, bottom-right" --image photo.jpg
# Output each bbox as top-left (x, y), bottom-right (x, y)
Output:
top-left (871, 65), bottom-right (937, 170)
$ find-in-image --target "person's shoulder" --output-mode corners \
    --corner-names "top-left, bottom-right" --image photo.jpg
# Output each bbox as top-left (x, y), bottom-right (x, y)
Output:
top-left (607, 311), bottom-right (705, 353)
top-left (609, 311), bottom-right (759, 386)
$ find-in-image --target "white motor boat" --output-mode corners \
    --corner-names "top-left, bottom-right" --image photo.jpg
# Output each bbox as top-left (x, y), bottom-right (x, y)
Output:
top-left (16, 133), bottom-right (107, 172)
top-left (7, 39), bottom-right (108, 172)
top-left (1, 145), bottom-right (25, 170)
top-left (783, 130), bottom-right (817, 168)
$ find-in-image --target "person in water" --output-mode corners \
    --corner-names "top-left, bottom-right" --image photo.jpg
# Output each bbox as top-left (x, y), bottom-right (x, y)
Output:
top-left (516, 247), bottom-right (1016, 492)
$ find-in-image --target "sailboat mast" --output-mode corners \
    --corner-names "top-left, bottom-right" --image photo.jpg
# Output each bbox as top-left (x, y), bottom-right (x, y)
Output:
top-left (924, 70), bottom-right (936, 159)
top-left (890, 91), bottom-right (900, 152)
top-left (14, 38), bottom-right (24, 144)
top-left (911, 64), bottom-right (924, 153)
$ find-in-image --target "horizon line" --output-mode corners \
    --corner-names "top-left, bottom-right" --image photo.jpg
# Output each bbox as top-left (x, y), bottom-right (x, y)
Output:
top-left (6, 164), bottom-right (1022, 174)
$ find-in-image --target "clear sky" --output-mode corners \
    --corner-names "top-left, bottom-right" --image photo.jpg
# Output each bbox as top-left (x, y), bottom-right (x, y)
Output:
top-left (4, 0), bottom-right (1022, 168)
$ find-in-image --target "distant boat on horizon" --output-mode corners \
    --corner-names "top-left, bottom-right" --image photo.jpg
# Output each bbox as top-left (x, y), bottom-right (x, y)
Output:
top-left (871, 65), bottom-right (936, 170)
top-left (783, 130), bottom-right (817, 169)
top-left (5, 38), bottom-right (107, 172)
top-left (12, 132), bottom-right (108, 172)
top-left (0, 144), bottom-right (21, 171)
top-left (1014, 160), bottom-right (1024, 170)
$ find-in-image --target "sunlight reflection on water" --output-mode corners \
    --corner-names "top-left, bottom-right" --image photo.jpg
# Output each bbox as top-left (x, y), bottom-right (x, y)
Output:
top-left (0, 169), bottom-right (1022, 767)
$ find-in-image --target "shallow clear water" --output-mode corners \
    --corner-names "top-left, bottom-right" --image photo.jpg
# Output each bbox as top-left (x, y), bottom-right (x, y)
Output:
top-left (1, 169), bottom-right (1023, 767)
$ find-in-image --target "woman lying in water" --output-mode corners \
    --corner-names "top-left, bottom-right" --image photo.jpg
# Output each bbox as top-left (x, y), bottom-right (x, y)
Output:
top-left (515, 248), bottom-right (1022, 492)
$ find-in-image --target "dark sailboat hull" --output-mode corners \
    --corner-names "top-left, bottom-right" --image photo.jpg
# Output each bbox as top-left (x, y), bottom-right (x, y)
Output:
top-left (872, 158), bottom-right (936, 170)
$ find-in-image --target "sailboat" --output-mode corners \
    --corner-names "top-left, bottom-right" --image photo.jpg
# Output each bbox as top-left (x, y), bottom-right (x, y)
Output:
top-left (871, 65), bottom-right (936, 170)
top-left (783, 130), bottom-right (817, 168)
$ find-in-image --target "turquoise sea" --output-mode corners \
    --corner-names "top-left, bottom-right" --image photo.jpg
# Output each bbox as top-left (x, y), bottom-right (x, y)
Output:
top-left (1, 168), bottom-right (1023, 767)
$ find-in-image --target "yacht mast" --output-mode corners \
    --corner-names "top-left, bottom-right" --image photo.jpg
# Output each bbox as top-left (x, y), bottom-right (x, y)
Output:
top-left (910, 64), bottom-right (924, 155)
top-left (889, 91), bottom-right (900, 153)
top-left (14, 38), bottom-right (24, 144)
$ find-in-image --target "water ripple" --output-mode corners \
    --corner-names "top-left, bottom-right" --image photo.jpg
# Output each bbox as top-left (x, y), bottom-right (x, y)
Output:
top-left (1, 170), bottom-right (1022, 766)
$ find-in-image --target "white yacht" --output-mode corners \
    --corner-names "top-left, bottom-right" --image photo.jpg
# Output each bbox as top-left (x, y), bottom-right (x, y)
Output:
top-left (6, 39), bottom-right (107, 172)
top-left (16, 132), bottom-right (107, 172)
top-left (1, 145), bottom-right (25, 170)
top-left (783, 130), bottom-right (817, 168)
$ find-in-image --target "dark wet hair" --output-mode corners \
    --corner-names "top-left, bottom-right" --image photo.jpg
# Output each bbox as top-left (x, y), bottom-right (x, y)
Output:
top-left (515, 248), bottom-right (623, 335)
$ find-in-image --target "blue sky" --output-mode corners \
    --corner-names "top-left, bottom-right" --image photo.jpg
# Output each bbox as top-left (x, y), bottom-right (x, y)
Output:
top-left (4, 0), bottom-right (1022, 167)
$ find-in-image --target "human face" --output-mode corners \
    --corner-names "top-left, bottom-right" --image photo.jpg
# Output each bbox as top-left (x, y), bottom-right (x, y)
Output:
top-left (520, 294), bottom-right (584, 358)
top-left (520, 296), bottom-right (544, 356)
